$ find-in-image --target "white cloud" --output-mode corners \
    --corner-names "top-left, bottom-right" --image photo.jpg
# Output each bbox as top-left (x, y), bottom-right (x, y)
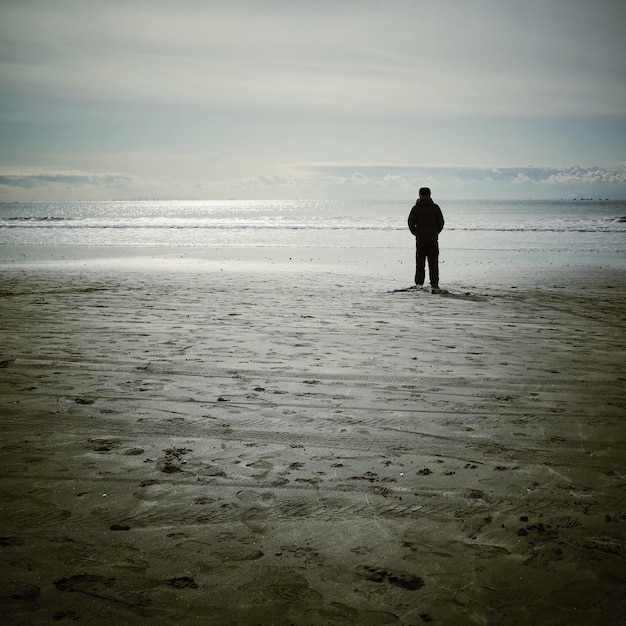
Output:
top-left (512, 173), bottom-right (535, 185)
top-left (1, 163), bottom-right (625, 201)
top-left (0, 168), bottom-right (136, 189)
top-left (544, 165), bottom-right (626, 185)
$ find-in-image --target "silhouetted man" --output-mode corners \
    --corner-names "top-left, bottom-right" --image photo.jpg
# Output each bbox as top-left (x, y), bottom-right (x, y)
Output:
top-left (407, 187), bottom-right (445, 290)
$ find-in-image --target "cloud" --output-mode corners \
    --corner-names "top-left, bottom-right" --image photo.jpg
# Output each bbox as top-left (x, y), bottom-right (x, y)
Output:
top-left (543, 165), bottom-right (626, 185)
top-left (1, 163), bottom-right (625, 201)
top-left (287, 162), bottom-right (626, 186)
top-left (511, 173), bottom-right (535, 185)
top-left (0, 168), bottom-right (144, 200)
top-left (0, 169), bottom-right (136, 190)
top-left (220, 162), bottom-right (626, 199)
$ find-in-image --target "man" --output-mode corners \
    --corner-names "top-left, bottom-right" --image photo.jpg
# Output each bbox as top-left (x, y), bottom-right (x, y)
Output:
top-left (407, 187), bottom-right (445, 291)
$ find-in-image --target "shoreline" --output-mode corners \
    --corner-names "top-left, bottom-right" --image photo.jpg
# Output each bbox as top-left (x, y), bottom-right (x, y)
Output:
top-left (1, 256), bottom-right (625, 624)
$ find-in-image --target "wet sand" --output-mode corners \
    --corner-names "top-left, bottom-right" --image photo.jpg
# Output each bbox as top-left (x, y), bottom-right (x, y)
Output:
top-left (1, 253), bottom-right (625, 625)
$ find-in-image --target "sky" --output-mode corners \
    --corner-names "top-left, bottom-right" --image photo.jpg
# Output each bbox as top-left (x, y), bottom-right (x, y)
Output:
top-left (0, 0), bottom-right (625, 201)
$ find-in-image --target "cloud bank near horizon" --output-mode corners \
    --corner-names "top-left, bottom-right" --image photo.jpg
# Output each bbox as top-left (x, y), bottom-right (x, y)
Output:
top-left (2, 163), bottom-right (625, 201)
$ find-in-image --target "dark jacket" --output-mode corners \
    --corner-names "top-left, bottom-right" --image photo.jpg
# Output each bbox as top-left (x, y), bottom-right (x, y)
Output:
top-left (408, 198), bottom-right (444, 241)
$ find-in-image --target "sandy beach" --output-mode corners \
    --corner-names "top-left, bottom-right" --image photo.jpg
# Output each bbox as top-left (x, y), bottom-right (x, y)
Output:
top-left (1, 250), bottom-right (625, 625)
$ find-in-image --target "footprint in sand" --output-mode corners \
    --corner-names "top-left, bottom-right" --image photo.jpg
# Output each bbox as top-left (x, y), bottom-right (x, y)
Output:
top-left (156, 447), bottom-right (192, 473)
top-left (238, 568), bottom-right (321, 605)
top-left (241, 507), bottom-right (270, 534)
top-left (0, 581), bottom-right (41, 603)
top-left (88, 438), bottom-right (122, 452)
top-left (214, 547), bottom-right (265, 562)
top-left (305, 602), bottom-right (400, 625)
top-left (124, 447), bottom-right (144, 456)
top-left (356, 565), bottom-right (424, 590)
top-left (54, 573), bottom-right (155, 609)
top-left (166, 576), bottom-right (198, 589)
top-left (236, 490), bottom-right (276, 504)
top-left (245, 459), bottom-right (273, 479)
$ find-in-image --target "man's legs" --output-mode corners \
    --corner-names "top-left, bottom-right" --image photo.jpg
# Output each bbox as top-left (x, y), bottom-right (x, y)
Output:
top-left (426, 240), bottom-right (439, 288)
top-left (415, 242), bottom-right (426, 285)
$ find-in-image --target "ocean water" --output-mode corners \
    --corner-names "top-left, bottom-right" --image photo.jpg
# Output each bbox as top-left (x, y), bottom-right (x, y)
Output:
top-left (1, 199), bottom-right (625, 273)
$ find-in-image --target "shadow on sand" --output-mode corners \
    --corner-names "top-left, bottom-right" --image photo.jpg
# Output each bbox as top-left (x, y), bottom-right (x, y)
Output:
top-left (387, 285), bottom-right (488, 301)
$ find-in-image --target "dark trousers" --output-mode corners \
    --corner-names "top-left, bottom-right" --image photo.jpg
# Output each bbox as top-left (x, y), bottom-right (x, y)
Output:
top-left (415, 238), bottom-right (439, 287)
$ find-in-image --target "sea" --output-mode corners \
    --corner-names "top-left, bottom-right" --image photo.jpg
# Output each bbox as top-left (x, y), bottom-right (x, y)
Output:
top-left (1, 199), bottom-right (625, 277)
